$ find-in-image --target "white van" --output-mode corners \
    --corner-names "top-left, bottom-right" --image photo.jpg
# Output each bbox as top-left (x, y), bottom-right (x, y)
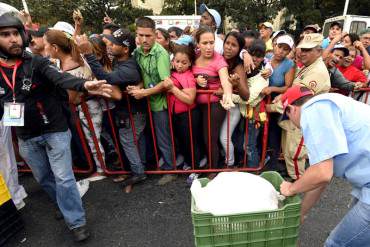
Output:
top-left (322, 15), bottom-right (370, 37)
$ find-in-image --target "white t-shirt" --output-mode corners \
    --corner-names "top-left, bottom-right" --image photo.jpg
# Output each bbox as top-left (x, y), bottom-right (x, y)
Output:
top-left (214, 33), bottom-right (224, 54)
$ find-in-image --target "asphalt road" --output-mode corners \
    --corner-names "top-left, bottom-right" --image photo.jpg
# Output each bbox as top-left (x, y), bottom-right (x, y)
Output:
top-left (5, 174), bottom-right (352, 247)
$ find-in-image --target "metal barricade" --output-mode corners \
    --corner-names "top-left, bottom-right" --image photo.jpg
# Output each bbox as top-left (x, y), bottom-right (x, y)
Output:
top-left (16, 90), bottom-right (271, 175)
top-left (352, 87), bottom-right (370, 104)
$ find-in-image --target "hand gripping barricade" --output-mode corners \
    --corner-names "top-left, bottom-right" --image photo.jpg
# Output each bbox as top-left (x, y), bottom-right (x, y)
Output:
top-left (15, 89), bottom-right (272, 175)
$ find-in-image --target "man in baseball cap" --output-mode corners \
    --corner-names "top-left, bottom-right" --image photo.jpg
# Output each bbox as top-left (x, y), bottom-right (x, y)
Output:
top-left (279, 33), bottom-right (330, 181)
top-left (28, 26), bottom-right (48, 56)
top-left (280, 84), bottom-right (370, 247)
top-left (199, 3), bottom-right (223, 54)
top-left (281, 85), bottom-right (314, 121)
top-left (78, 28), bottom-right (149, 188)
top-left (101, 28), bottom-right (135, 52)
top-left (259, 22), bottom-right (274, 52)
top-left (199, 3), bottom-right (221, 31)
top-left (302, 24), bottom-right (321, 35)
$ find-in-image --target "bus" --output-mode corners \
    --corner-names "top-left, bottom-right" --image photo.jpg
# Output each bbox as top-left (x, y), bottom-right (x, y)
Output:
top-left (147, 15), bottom-right (200, 30)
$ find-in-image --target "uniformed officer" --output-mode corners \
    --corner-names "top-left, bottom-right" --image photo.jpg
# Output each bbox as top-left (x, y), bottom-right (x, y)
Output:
top-left (268, 33), bottom-right (331, 179)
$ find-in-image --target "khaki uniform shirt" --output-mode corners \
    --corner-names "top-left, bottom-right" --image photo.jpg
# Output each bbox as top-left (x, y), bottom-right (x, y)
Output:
top-left (293, 57), bottom-right (330, 94)
top-left (270, 57), bottom-right (331, 113)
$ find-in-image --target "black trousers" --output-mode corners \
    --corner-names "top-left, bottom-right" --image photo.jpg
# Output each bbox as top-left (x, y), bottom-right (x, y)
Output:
top-left (173, 108), bottom-right (203, 167)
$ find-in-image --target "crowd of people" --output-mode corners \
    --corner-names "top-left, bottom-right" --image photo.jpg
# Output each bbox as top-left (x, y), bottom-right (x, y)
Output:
top-left (0, 3), bottom-right (370, 243)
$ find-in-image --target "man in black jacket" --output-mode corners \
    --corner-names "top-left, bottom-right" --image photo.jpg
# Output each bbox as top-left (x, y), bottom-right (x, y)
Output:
top-left (77, 29), bottom-right (147, 188)
top-left (0, 13), bottom-right (112, 242)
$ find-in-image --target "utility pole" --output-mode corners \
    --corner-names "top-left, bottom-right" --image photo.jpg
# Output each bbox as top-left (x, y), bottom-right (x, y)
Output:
top-left (343, 0), bottom-right (349, 16)
top-left (194, 0), bottom-right (197, 15)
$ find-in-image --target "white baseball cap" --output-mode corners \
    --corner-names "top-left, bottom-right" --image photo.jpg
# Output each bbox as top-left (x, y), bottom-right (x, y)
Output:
top-left (199, 4), bottom-right (221, 29)
top-left (276, 35), bottom-right (294, 49)
top-left (50, 21), bottom-right (75, 36)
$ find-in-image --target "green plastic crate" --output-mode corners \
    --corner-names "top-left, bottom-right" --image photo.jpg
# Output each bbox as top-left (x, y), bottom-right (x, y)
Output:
top-left (191, 171), bottom-right (301, 247)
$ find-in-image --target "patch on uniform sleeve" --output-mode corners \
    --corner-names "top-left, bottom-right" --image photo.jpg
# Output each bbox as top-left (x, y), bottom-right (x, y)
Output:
top-left (308, 81), bottom-right (317, 89)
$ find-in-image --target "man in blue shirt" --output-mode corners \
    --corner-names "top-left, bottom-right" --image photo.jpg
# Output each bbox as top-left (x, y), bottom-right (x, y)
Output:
top-left (280, 85), bottom-right (370, 247)
top-left (322, 21), bottom-right (342, 49)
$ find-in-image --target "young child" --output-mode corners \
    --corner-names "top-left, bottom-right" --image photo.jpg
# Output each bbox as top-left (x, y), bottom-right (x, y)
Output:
top-left (232, 39), bottom-right (272, 167)
top-left (163, 45), bottom-right (203, 169)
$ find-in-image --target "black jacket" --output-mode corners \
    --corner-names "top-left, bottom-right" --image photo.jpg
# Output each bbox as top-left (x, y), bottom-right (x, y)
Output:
top-left (0, 52), bottom-right (87, 140)
top-left (85, 54), bottom-right (146, 117)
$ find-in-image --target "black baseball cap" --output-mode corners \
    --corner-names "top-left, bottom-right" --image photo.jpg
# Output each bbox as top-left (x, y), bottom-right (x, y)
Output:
top-left (28, 26), bottom-right (48, 37)
top-left (102, 28), bottom-right (135, 49)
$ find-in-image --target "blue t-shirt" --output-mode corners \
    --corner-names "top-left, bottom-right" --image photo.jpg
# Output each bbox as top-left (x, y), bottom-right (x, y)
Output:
top-left (301, 93), bottom-right (370, 204)
top-left (321, 37), bottom-right (330, 49)
top-left (266, 55), bottom-right (294, 87)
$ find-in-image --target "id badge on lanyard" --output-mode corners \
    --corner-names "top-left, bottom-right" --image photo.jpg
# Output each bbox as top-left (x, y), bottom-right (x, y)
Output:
top-left (3, 102), bottom-right (24, 126)
top-left (0, 60), bottom-right (25, 126)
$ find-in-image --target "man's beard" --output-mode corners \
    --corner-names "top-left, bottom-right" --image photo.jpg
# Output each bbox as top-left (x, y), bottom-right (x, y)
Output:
top-left (0, 44), bottom-right (24, 59)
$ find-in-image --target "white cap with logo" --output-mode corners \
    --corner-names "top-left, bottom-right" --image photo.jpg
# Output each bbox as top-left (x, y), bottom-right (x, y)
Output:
top-left (276, 35), bottom-right (294, 49)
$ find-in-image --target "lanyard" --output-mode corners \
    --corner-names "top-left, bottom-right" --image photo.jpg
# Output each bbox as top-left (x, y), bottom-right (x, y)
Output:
top-left (0, 60), bottom-right (22, 102)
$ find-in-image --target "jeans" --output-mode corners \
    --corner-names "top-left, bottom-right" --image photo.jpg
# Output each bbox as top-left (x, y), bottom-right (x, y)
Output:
top-left (219, 106), bottom-right (241, 166)
top-left (118, 112), bottom-right (146, 175)
top-left (245, 121), bottom-right (260, 167)
top-left (18, 130), bottom-right (86, 229)
top-left (152, 110), bottom-right (174, 170)
top-left (325, 198), bottom-right (370, 247)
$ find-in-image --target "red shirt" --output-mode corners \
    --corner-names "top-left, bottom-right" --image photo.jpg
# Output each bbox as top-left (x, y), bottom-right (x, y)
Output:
top-left (338, 65), bottom-right (367, 83)
top-left (168, 70), bottom-right (196, 114)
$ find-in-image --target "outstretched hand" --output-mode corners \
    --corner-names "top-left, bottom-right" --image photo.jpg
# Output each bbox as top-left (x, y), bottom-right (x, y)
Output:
top-left (84, 80), bottom-right (113, 98)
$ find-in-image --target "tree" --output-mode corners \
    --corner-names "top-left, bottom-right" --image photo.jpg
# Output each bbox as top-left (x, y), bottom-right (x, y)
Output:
top-left (161, 0), bottom-right (282, 31)
top-left (5, 0), bottom-right (152, 33)
top-left (280, 0), bottom-right (370, 35)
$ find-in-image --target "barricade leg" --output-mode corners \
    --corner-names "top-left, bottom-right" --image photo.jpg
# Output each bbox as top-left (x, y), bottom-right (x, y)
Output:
top-left (79, 99), bottom-right (105, 173)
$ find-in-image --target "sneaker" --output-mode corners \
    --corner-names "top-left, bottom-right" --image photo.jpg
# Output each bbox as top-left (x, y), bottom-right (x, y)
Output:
top-left (121, 174), bottom-right (147, 187)
top-left (71, 225), bottom-right (90, 242)
top-left (176, 154), bottom-right (184, 167)
top-left (86, 172), bottom-right (106, 182)
top-left (186, 173), bottom-right (199, 186)
top-left (159, 157), bottom-right (165, 166)
top-left (15, 200), bottom-right (26, 210)
top-left (183, 163), bottom-right (192, 171)
top-left (157, 174), bottom-right (177, 186)
top-left (112, 174), bottom-right (129, 183)
top-left (76, 179), bottom-right (90, 198)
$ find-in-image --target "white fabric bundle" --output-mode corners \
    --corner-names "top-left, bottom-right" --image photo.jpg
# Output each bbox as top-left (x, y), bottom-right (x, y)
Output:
top-left (191, 172), bottom-right (280, 215)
